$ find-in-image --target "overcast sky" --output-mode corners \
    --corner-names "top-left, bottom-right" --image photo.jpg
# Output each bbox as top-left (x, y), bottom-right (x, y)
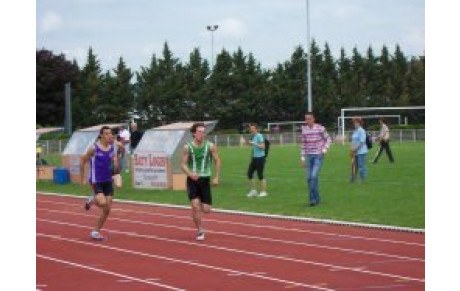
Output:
top-left (36, 0), bottom-right (425, 72)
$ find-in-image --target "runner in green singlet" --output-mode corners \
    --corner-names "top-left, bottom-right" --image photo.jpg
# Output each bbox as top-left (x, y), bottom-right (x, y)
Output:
top-left (181, 122), bottom-right (221, 241)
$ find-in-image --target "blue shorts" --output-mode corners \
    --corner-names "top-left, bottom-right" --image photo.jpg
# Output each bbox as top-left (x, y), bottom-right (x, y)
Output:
top-left (91, 181), bottom-right (114, 196)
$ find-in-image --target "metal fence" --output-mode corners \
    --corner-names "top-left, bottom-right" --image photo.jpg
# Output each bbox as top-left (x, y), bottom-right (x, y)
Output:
top-left (209, 129), bottom-right (424, 147)
top-left (37, 140), bottom-right (69, 155)
top-left (38, 129), bottom-right (424, 154)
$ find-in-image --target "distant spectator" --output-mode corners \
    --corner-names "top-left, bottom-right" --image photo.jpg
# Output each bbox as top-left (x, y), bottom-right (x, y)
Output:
top-left (118, 125), bottom-right (130, 172)
top-left (238, 123), bottom-right (244, 134)
top-left (130, 123), bottom-right (143, 151)
top-left (246, 124), bottom-right (268, 198)
top-left (372, 118), bottom-right (394, 164)
top-left (350, 117), bottom-right (368, 182)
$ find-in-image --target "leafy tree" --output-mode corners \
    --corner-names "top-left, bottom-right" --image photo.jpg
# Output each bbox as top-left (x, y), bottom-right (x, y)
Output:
top-left (36, 49), bottom-right (79, 126)
top-left (106, 57), bottom-right (134, 122)
top-left (135, 54), bottom-right (162, 128)
top-left (314, 43), bottom-right (338, 125)
top-left (183, 48), bottom-right (210, 121)
top-left (38, 42), bottom-right (424, 131)
top-left (73, 47), bottom-right (104, 127)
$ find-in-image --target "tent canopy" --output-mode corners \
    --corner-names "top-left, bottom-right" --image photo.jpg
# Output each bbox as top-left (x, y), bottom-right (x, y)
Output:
top-left (62, 123), bottom-right (125, 155)
top-left (134, 121), bottom-right (217, 174)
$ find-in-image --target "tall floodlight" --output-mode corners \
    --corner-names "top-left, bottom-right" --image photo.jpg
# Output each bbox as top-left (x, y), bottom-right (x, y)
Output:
top-left (64, 82), bottom-right (72, 135)
top-left (305, 0), bottom-right (312, 112)
top-left (206, 25), bottom-right (219, 69)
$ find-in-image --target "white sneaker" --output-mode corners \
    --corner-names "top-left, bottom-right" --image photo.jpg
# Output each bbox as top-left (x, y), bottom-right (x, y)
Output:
top-left (90, 230), bottom-right (105, 241)
top-left (247, 190), bottom-right (258, 197)
top-left (258, 191), bottom-right (268, 197)
top-left (196, 231), bottom-right (205, 241)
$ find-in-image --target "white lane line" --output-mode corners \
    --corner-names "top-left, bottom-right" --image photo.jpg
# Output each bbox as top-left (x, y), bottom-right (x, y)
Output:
top-left (36, 254), bottom-right (184, 291)
top-left (37, 218), bottom-right (425, 283)
top-left (37, 233), bottom-right (334, 291)
top-left (37, 207), bottom-right (424, 262)
top-left (36, 198), bottom-right (425, 246)
top-left (35, 192), bottom-right (425, 233)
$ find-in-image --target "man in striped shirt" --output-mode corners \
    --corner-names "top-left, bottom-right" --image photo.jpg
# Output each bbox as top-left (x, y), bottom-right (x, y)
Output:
top-left (300, 112), bottom-right (331, 206)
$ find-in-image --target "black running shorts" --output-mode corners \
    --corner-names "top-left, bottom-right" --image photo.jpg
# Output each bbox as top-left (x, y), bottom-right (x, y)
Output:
top-left (92, 181), bottom-right (114, 196)
top-left (187, 177), bottom-right (212, 205)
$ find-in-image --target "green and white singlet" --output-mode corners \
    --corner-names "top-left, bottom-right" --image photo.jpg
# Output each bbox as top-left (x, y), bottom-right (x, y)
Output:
top-left (187, 141), bottom-right (212, 177)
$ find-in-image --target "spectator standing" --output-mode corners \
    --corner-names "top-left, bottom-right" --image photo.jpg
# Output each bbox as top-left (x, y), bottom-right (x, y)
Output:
top-left (118, 125), bottom-right (130, 172)
top-left (246, 124), bottom-right (268, 198)
top-left (300, 112), bottom-right (331, 206)
top-left (350, 117), bottom-right (368, 182)
top-left (130, 123), bottom-right (143, 152)
top-left (372, 118), bottom-right (394, 163)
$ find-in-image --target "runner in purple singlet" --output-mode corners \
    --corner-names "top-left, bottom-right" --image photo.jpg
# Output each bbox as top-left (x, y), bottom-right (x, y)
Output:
top-left (80, 126), bottom-right (119, 241)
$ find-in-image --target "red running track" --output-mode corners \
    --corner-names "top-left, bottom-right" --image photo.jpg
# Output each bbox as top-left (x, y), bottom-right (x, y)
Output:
top-left (36, 193), bottom-right (425, 290)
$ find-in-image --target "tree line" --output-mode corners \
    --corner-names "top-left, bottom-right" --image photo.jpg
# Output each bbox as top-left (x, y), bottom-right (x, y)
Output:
top-left (36, 40), bottom-right (424, 131)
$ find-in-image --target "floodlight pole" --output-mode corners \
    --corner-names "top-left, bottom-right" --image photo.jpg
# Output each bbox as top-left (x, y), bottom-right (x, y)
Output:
top-left (206, 25), bottom-right (219, 70)
top-left (64, 82), bottom-right (72, 135)
top-left (305, 0), bottom-right (312, 112)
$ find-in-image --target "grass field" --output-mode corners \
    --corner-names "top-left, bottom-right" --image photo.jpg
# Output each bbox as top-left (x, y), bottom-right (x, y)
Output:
top-left (36, 142), bottom-right (425, 228)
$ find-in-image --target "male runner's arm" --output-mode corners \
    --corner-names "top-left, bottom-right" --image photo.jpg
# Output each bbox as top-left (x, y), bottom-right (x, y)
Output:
top-left (80, 147), bottom-right (95, 185)
top-left (210, 143), bottom-right (221, 186)
top-left (181, 145), bottom-right (199, 181)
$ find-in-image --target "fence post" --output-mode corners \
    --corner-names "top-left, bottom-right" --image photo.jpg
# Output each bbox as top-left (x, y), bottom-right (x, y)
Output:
top-left (214, 135), bottom-right (217, 146)
top-left (46, 140), bottom-right (50, 154)
top-left (280, 134), bottom-right (283, 145)
top-left (59, 140), bottom-right (62, 152)
top-left (399, 130), bottom-right (402, 143)
top-left (227, 136), bottom-right (230, 147)
top-left (413, 129), bottom-right (416, 142)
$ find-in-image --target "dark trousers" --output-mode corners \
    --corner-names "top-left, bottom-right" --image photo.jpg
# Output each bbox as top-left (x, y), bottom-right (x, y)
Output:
top-left (373, 140), bottom-right (394, 163)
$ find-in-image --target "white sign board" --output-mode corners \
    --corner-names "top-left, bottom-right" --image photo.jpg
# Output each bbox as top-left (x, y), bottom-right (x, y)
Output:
top-left (133, 151), bottom-right (169, 189)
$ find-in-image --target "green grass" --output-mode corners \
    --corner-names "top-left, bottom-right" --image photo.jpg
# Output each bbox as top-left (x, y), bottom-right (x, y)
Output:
top-left (37, 142), bottom-right (425, 228)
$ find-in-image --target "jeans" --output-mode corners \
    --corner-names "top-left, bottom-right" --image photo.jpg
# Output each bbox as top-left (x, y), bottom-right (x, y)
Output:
top-left (352, 153), bottom-right (367, 181)
top-left (306, 154), bottom-right (324, 204)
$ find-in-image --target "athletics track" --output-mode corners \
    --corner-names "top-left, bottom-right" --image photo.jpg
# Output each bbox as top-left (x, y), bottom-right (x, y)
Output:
top-left (37, 193), bottom-right (424, 290)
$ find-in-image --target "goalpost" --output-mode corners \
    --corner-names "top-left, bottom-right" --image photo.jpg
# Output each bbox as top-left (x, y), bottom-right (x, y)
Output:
top-left (339, 106), bottom-right (425, 144)
top-left (337, 114), bottom-right (403, 133)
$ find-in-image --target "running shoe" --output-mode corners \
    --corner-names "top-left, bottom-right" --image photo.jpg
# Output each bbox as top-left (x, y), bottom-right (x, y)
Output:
top-left (84, 196), bottom-right (94, 211)
top-left (258, 191), bottom-right (268, 197)
top-left (196, 231), bottom-right (205, 241)
top-left (90, 230), bottom-right (105, 241)
top-left (247, 190), bottom-right (258, 198)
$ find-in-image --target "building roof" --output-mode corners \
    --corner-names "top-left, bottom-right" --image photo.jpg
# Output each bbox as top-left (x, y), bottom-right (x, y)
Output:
top-left (154, 121), bottom-right (217, 131)
top-left (36, 127), bottom-right (64, 135)
top-left (78, 123), bottom-right (126, 132)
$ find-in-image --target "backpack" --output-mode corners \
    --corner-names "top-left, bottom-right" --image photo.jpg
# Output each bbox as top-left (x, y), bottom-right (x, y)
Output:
top-left (264, 135), bottom-right (271, 157)
top-left (365, 132), bottom-right (373, 149)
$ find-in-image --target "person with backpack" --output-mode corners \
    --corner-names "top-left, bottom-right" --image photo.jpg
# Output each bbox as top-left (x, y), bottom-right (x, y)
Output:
top-left (350, 116), bottom-right (368, 182)
top-left (300, 112), bottom-right (331, 206)
top-left (246, 123), bottom-right (268, 197)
